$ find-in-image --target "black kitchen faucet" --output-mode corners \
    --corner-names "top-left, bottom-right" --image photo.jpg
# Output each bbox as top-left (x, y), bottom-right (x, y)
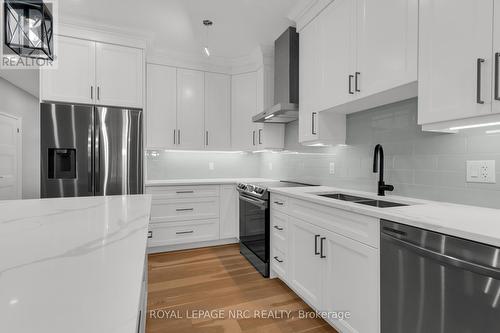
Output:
top-left (373, 144), bottom-right (394, 196)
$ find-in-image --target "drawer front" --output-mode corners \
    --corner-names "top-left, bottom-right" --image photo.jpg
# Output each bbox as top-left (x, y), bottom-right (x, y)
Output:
top-left (289, 199), bottom-right (379, 248)
top-left (146, 185), bottom-right (220, 199)
top-left (271, 247), bottom-right (287, 280)
top-left (270, 193), bottom-right (288, 213)
top-left (271, 212), bottom-right (288, 253)
top-left (150, 197), bottom-right (220, 222)
top-left (148, 219), bottom-right (220, 247)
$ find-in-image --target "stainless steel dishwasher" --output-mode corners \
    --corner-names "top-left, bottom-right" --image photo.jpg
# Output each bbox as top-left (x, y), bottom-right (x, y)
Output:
top-left (381, 220), bottom-right (500, 333)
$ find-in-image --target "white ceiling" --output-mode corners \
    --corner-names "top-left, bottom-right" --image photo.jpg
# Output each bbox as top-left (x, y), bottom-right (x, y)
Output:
top-left (59, 0), bottom-right (300, 59)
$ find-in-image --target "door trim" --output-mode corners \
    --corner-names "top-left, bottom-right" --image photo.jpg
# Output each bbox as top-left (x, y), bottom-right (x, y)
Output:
top-left (0, 112), bottom-right (22, 199)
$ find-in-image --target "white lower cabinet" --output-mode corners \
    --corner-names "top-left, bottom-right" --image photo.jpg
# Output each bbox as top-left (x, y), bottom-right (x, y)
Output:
top-left (146, 184), bottom-right (239, 250)
top-left (323, 229), bottom-right (379, 333)
top-left (270, 193), bottom-right (380, 333)
top-left (289, 217), bottom-right (325, 310)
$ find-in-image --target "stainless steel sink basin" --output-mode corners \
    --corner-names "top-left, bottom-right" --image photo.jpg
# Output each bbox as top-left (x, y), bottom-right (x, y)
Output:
top-left (318, 193), bottom-right (371, 202)
top-left (317, 193), bottom-right (409, 208)
top-left (355, 200), bottom-right (408, 208)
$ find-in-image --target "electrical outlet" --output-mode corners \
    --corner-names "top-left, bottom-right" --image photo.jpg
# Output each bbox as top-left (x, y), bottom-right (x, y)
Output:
top-left (209, 162), bottom-right (215, 170)
top-left (466, 160), bottom-right (496, 183)
top-left (329, 162), bottom-right (335, 175)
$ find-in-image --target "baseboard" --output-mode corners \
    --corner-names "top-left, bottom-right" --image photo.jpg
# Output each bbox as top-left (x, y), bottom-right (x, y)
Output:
top-left (147, 237), bottom-right (239, 254)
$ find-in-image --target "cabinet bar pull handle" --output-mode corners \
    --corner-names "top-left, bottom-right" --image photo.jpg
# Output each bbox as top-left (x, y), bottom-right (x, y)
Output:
top-left (253, 131), bottom-right (256, 146)
top-left (97, 86), bottom-right (100, 100)
top-left (314, 235), bottom-right (320, 255)
top-left (477, 58), bottom-right (485, 104)
top-left (259, 129), bottom-right (262, 144)
top-left (176, 230), bottom-right (194, 235)
top-left (273, 225), bottom-right (284, 231)
top-left (178, 129), bottom-right (181, 145)
top-left (273, 256), bottom-right (284, 263)
top-left (176, 190), bottom-right (194, 194)
top-left (273, 201), bottom-right (284, 206)
top-left (176, 208), bottom-right (194, 212)
top-left (174, 129), bottom-right (176, 145)
top-left (206, 131), bottom-right (209, 146)
top-left (320, 237), bottom-right (326, 258)
top-left (91, 86), bottom-right (93, 100)
top-left (348, 75), bottom-right (354, 94)
top-left (355, 72), bottom-right (361, 92)
top-left (311, 112), bottom-right (317, 135)
top-left (495, 53), bottom-right (500, 101)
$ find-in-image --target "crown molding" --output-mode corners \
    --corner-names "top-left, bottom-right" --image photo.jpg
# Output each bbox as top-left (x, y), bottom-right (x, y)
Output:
top-left (287, 0), bottom-right (333, 32)
top-left (59, 17), bottom-right (151, 49)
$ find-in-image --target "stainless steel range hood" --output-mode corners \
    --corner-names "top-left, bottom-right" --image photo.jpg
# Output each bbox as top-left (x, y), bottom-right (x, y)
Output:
top-left (253, 27), bottom-right (299, 123)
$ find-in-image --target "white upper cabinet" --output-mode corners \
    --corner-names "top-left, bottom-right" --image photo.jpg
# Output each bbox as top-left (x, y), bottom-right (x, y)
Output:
top-left (146, 64), bottom-right (177, 149)
top-left (356, 0), bottom-right (418, 98)
top-left (231, 71), bottom-right (258, 150)
top-left (321, 0), bottom-right (356, 109)
top-left (177, 69), bottom-right (205, 149)
top-left (298, 0), bottom-right (417, 130)
top-left (41, 36), bottom-right (95, 105)
top-left (41, 36), bottom-right (144, 109)
top-left (493, 0), bottom-right (500, 115)
top-left (419, 0), bottom-right (495, 130)
top-left (204, 73), bottom-right (231, 150)
top-left (95, 42), bottom-right (144, 108)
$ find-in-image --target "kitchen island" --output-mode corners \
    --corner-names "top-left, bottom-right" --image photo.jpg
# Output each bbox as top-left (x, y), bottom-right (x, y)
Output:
top-left (0, 195), bottom-right (152, 333)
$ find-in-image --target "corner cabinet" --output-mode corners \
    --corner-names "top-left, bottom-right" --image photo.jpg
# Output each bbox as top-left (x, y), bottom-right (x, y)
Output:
top-left (298, 0), bottom-right (417, 144)
top-left (418, 0), bottom-right (500, 131)
top-left (41, 36), bottom-right (144, 108)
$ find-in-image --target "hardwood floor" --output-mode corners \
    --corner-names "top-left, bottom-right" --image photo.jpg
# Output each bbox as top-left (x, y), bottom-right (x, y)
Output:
top-left (147, 244), bottom-right (338, 333)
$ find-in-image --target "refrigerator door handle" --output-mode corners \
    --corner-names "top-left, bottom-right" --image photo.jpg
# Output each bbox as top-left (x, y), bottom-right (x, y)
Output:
top-left (87, 122), bottom-right (93, 193)
top-left (94, 110), bottom-right (101, 194)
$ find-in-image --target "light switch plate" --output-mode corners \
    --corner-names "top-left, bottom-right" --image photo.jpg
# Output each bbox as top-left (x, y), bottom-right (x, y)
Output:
top-left (466, 160), bottom-right (496, 183)
top-left (329, 162), bottom-right (335, 175)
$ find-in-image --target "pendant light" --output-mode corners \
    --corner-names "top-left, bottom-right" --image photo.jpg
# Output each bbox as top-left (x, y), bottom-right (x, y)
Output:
top-left (4, 0), bottom-right (54, 60)
top-left (203, 19), bottom-right (213, 57)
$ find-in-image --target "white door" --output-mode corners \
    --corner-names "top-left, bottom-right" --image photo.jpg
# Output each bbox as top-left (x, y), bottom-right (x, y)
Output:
top-left (204, 72), bottom-right (231, 149)
top-left (418, 0), bottom-right (494, 125)
top-left (41, 36), bottom-right (95, 104)
top-left (95, 42), bottom-right (143, 108)
top-left (289, 217), bottom-right (325, 309)
top-left (220, 185), bottom-right (239, 239)
top-left (321, 0), bottom-right (357, 109)
top-left (0, 113), bottom-right (21, 200)
top-left (323, 230), bottom-right (379, 333)
top-left (177, 69), bottom-right (204, 149)
top-left (146, 64), bottom-right (177, 149)
top-left (356, 0), bottom-right (418, 97)
top-left (231, 72), bottom-right (258, 150)
top-left (299, 18), bottom-right (321, 143)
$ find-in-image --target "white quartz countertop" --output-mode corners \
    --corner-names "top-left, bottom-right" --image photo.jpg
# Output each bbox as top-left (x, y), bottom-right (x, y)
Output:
top-left (145, 178), bottom-right (277, 186)
top-left (270, 186), bottom-right (500, 248)
top-left (0, 195), bottom-right (152, 333)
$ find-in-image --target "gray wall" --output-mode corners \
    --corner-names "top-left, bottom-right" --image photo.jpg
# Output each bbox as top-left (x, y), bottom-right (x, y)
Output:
top-left (146, 150), bottom-right (261, 180)
top-left (260, 98), bottom-right (500, 208)
top-left (0, 77), bottom-right (40, 199)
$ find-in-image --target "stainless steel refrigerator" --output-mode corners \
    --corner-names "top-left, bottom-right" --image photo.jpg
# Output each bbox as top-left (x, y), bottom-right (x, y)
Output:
top-left (40, 103), bottom-right (143, 198)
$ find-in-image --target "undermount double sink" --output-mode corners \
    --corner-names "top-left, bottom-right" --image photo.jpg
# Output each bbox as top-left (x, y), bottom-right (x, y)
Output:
top-left (318, 193), bottom-right (409, 208)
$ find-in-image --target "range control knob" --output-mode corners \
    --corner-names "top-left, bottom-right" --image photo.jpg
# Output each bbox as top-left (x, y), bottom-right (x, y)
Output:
top-left (255, 187), bottom-right (265, 194)
top-left (247, 185), bottom-right (255, 192)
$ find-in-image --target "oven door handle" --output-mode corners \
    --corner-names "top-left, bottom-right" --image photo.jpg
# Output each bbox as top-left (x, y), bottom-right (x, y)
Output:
top-left (239, 195), bottom-right (268, 209)
top-left (382, 232), bottom-right (500, 279)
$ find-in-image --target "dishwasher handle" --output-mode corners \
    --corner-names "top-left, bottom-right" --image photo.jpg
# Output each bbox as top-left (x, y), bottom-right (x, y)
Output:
top-left (382, 232), bottom-right (500, 280)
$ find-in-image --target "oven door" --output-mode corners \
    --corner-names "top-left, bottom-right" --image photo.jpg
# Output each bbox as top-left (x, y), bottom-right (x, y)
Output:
top-left (239, 193), bottom-right (269, 264)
